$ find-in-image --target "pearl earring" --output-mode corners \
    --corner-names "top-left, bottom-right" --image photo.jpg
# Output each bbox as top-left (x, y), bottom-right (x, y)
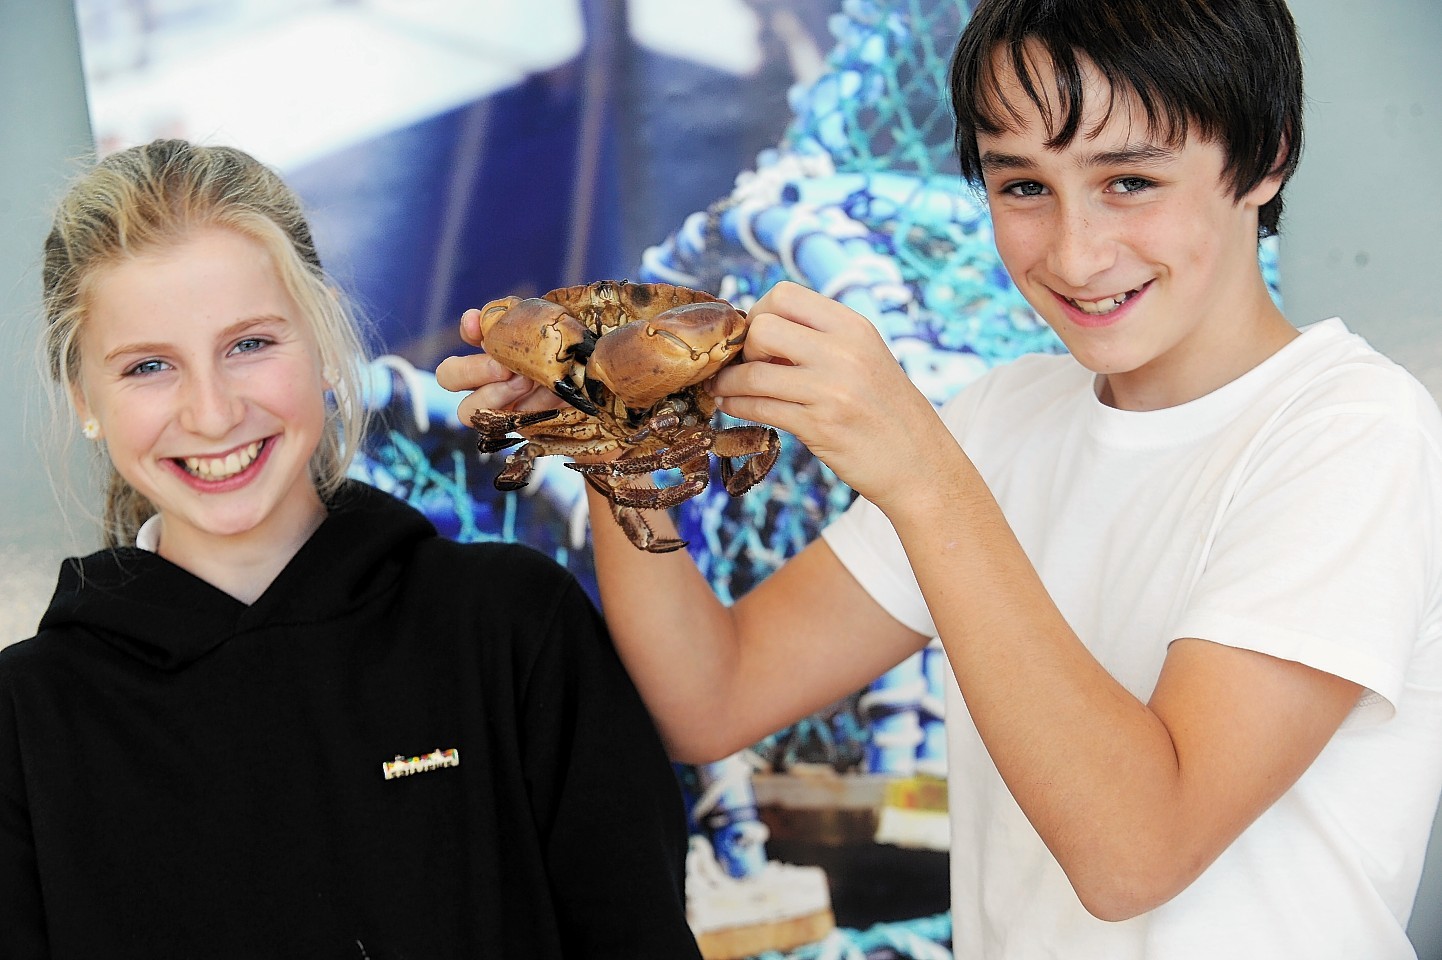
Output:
top-left (81, 418), bottom-right (101, 441)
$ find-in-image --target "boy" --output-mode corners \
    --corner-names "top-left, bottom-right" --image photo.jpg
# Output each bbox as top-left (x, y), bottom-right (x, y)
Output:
top-left (439, 0), bottom-right (1442, 954)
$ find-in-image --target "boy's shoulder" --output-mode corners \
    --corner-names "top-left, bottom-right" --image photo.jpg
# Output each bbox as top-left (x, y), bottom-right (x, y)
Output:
top-left (1276, 319), bottom-right (1440, 427)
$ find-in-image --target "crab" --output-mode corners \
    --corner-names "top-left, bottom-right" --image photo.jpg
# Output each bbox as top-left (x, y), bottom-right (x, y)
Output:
top-left (468, 280), bottom-right (781, 553)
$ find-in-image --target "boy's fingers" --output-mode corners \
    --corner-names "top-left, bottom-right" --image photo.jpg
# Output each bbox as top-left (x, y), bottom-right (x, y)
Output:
top-left (435, 352), bottom-right (505, 393)
top-left (458, 307), bottom-right (486, 347)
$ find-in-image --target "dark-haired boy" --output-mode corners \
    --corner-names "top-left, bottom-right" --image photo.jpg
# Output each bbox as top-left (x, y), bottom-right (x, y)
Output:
top-left (440, 0), bottom-right (1442, 954)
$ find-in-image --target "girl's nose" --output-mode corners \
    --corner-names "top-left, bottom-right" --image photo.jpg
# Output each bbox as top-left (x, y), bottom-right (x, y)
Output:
top-left (178, 370), bottom-right (244, 438)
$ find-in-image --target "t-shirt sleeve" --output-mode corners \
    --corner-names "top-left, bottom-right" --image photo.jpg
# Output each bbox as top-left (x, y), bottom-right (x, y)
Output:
top-left (820, 380), bottom-right (998, 639)
top-left (822, 494), bottom-right (936, 637)
top-left (1174, 384), bottom-right (1442, 724)
top-left (517, 575), bottom-right (701, 960)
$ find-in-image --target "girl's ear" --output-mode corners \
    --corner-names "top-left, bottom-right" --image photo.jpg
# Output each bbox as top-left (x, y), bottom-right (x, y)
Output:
top-left (67, 380), bottom-right (93, 424)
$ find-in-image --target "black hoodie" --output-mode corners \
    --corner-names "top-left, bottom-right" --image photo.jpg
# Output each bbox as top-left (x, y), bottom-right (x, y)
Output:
top-left (0, 482), bottom-right (699, 960)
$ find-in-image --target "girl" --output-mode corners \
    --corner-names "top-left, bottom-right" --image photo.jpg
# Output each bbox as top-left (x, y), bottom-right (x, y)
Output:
top-left (0, 139), bottom-right (700, 960)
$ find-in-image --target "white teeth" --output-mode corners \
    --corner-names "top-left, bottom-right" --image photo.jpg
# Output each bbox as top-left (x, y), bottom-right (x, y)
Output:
top-left (182, 440), bottom-right (262, 481)
top-left (1068, 289), bottom-right (1137, 315)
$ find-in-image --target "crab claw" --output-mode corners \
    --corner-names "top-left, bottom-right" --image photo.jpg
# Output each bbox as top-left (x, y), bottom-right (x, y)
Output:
top-left (476, 295), bottom-right (594, 408)
top-left (552, 378), bottom-right (600, 416)
top-left (587, 301), bottom-right (747, 409)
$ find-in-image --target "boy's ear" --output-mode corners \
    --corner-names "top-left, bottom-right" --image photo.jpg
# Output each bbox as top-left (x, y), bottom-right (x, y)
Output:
top-left (1244, 171), bottom-right (1284, 209)
top-left (1245, 137), bottom-right (1291, 207)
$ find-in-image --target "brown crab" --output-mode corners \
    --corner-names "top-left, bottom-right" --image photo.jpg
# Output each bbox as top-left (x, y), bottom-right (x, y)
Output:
top-left (468, 280), bottom-right (781, 553)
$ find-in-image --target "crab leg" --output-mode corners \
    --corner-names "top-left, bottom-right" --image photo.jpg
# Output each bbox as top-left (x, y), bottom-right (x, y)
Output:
top-left (611, 501), bottom-right (689, 554)
top-left (494, 444), bottom-right (540, 490)
top-left (715, 425), bottom-right (782, 496)
top-left (566, 429), bottom-right (713, 478)
top-left (578, 472), bottom-right (689, 552)
top-left (470, 407), bottom-right (562, 453)
top-left (623, 400), bottom-right (690, 444)
top-left (584, 455), bottom-right (712, 510)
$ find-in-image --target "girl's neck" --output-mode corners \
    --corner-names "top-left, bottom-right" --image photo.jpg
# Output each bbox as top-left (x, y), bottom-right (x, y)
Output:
top-left (153, 490), bottom-right (328, 605)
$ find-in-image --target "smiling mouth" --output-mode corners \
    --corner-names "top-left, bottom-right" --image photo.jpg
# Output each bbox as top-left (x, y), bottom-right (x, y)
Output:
top-left (1065, 286), bottom-right (1144, 316)
top-left (179, 440), bottom-right (264, 481)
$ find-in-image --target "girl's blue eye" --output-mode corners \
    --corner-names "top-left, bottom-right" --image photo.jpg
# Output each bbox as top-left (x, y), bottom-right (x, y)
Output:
top-left (232, 337), bottom-right (269, 355)
top-left (127, 359), bottom-right (169, 376)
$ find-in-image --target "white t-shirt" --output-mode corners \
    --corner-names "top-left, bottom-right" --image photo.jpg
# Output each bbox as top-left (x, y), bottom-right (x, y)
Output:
top-left (824, 319), bottom-right (1442, 958)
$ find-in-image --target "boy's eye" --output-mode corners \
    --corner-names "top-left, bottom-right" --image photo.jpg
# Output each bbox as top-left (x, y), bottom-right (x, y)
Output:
top-left (1003, 180), bottom-right (1046, 198)
top-left (1112, 176), bottom-right (1154, 194)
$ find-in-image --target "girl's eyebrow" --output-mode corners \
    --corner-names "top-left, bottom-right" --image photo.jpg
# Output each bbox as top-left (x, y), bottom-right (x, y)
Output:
top-left (102, 315), bottom-right (290, 364)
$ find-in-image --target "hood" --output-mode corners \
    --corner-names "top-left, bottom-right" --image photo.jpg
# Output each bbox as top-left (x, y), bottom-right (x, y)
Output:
top-left (36, 481), bottom-right (435, 671)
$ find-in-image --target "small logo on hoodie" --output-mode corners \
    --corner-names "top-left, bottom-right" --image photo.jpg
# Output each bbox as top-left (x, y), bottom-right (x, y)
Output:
top-left (383, 748), bottom-right (460, 780)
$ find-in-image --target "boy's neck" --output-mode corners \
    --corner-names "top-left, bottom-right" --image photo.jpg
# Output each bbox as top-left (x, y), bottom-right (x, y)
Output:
top-left (1097, 284), bottom-right (1297, 412)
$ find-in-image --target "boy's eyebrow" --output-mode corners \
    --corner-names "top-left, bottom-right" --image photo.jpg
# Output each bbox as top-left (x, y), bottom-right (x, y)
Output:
top-left (978, 151), bottom-right (1035, 173)
top-left (979, 142), bottom-right (1179, 174)
top-left (1085, 143), bottom-right (1177, 167)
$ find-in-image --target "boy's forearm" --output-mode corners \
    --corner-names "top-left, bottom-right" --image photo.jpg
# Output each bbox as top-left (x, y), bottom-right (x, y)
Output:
top-left (881, 453), bottom-right (1208, 914)
top-left (585, 483), bottom-right (747, 761)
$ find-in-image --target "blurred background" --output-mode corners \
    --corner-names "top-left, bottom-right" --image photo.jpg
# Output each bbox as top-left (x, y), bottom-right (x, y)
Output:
top-left (2, 1), bottom-right (1439, 957)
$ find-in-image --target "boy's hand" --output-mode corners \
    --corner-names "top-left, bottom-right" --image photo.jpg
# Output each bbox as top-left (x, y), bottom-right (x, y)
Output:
top-left (712, 282), bottom-right (956, 511)
top-left (435, 307), bottom-right (567, 426)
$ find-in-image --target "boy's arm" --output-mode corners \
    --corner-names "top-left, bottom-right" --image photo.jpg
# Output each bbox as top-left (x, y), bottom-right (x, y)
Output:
top-left (441, 284), bottom-right (1367, 921)
top-left (714, 282), bottom-right (1365, 921)
top-left (885, 452), bottom-right (1361, 920)
top-left (582, 479), bottom-right (930, 763)
top-left (438, 305), bottom-right (933, 764)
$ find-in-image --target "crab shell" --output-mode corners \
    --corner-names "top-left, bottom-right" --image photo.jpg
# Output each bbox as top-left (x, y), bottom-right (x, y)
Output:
top-left (476, 280), bottom-right (749, 413)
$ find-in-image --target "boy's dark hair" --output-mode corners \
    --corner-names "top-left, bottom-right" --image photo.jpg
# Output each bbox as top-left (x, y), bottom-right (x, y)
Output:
top-left (949, 0), bottom-right (1303, 238)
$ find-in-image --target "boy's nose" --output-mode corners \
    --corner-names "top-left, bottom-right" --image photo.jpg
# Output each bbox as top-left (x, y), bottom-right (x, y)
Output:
top-left (1046, 205), bottom-right (1117, 289)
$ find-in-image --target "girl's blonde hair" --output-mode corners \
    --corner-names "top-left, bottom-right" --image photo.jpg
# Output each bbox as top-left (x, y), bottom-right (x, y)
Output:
top-left (42, 139), bottom-right (370, 548)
